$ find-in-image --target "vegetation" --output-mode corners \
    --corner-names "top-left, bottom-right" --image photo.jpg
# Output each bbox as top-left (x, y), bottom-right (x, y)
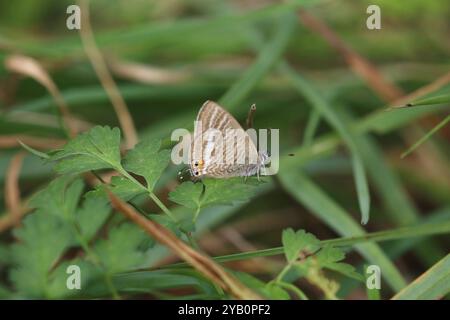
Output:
top-left (0, 0), bottom-right (449, 300)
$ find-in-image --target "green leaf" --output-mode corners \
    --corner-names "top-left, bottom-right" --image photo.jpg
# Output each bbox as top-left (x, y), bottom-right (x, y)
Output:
top-left (392, 254), bottom-right (450, 300)
top-left (86, 176), bottom-right (145, 201)
top-left (169, 181), bottom-right (203, 209)
top-left (147, 214), bottom-right (181, 237)
top-left (10, 213), bottom-right (73, 297)
top-left (315, 245), bottom-right (364, 281)
top-left (49, 126), bottom-right (122, 174)
top-left (29, 176), bottom-right (84, 220)
top-left (94, 223), bottom-right (146, 274)
top-left (278, 169), bottom-right (406, 291)
top-left (123, 138), bottom-right (171, 191)
top-left (201, 178), bottom-right (262, 207)
top-left (282, 228), bottom-right (320, 263)
top-left (169, 178), bottom-right (263, 221)
top-left (77, 196), bottom-right (111, 241)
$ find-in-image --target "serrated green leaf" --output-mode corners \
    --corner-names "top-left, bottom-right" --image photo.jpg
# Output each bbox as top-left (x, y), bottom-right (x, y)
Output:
top-left (169, 181), bottom-right (204, 209)
top-left (147, 214), bottom-right (181, 237)
top-left (169, 178), bottom-right (262, 211)
top-left (10, 213), bottom-right (73, 297)
top-left (49, 126), bottom-right (122, 174)
top-left (86, 176), bottom-right (145, 201)
top-left (77, 196), bottom-right (111, 241)
top-left (315, 246), bottom-right (364, 282)
top-left (200, 178), bottom-right (261, 207)
top-left (94, 223), bottom-right (146, 274)
top-left (282, 228), bottom-right (320, 263)
top-left (29, 176), bottom-right (84, 220)
top-left (123, 138), bottom-right (171, 191)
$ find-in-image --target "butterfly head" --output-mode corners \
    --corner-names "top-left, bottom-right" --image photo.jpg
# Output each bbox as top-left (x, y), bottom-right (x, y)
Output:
top-left (190, 159), bottom-right (205, 177)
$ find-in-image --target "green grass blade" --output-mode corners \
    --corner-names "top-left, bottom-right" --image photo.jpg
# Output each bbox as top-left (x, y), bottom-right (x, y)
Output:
top-left (3, 2), bottom-right (301, 57)
top-left (281, 64), bottom-right (370, 224)
top-left (162, 218), bottom-right (450, 269)
top-left (401, 114), bottom-right (450, 158)
top-left (392, 254), bottom-right (450, 300)
top-left (302, 109), bottom-right (321, 146)
top-left (278, 169), bottom-right (406, 291)
top-left (219, 13), bottom-right (296, 110)
top-left (406, 93), bottom-right (450, 107)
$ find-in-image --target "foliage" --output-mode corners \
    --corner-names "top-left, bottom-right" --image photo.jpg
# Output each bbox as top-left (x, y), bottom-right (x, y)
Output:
top-left (0, 0), bottom-right (449, 300)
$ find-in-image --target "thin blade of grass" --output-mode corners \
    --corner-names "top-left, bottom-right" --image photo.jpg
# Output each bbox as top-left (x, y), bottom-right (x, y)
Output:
top-left (219, 12), bottom-right (296, 110)
top-left (278, 169), bottom-right (406, 291)
top-left (401, 114), bottom-right (450, 158)
top-left (281, 64), bottom-right (370, 224)
top-left (160, 211), bottom-right (450, 274)
top-left (392, 254), bottom-right (450, 300)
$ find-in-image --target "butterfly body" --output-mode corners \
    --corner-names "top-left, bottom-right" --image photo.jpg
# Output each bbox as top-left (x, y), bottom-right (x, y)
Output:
top-left (189, 101), bottom-right (268, 179)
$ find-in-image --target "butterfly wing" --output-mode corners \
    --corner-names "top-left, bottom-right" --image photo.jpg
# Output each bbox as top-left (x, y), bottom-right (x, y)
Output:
top-left (190, 101), bottom-right (259, 178)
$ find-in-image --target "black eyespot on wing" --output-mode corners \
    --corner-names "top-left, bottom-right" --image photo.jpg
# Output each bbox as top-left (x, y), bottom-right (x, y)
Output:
top-left (195, 171), bottom-right (199, 176)
top-left (194, 161), bottom-right (198, 167)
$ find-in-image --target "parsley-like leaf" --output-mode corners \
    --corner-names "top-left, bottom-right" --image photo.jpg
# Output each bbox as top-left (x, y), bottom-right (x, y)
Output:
top-left (123, 138), bottom-right (171, 191)
top-left (282, 228), bottom-right (320, 263)
top-left (86, 176), bottom-right (145, 201)
top-left (10, 214), bottom-right (73, 297)
top-left (169, 178), bottom-right (262, 211)
top-left (94, 223), bottom-right (146, 274)
top-left (49, 126), bottom-right (122, 174)
top-left (315, 245), bottom-right (364, 281)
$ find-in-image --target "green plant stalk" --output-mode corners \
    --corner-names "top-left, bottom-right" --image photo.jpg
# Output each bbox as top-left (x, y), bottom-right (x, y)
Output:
top-left (401, 114), bottom-right (450, 158)
top-left (116, 166), bottom-right (201, 250)
top-left (276, 281), bottom-right (309, 300)
top-left (117, 168), bottom-right (177, 222)
top-left (161, 220), bottom-right (450, 267)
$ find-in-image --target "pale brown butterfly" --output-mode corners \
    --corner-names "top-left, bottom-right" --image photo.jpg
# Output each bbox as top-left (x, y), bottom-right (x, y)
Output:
top-left (187, 100), bottom-right (268, 179)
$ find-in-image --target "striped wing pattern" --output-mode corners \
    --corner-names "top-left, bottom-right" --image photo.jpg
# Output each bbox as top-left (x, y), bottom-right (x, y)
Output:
top-left (190, 101), bottom-right (260, 178)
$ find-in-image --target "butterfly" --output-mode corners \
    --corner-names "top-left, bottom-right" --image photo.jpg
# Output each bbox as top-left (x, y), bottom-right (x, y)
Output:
top-left (187, 100), bottom-right (269, 180)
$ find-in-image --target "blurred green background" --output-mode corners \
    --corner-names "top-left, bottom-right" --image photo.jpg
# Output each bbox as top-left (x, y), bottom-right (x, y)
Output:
top-left (0, 0), bottom-right (449, 299)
